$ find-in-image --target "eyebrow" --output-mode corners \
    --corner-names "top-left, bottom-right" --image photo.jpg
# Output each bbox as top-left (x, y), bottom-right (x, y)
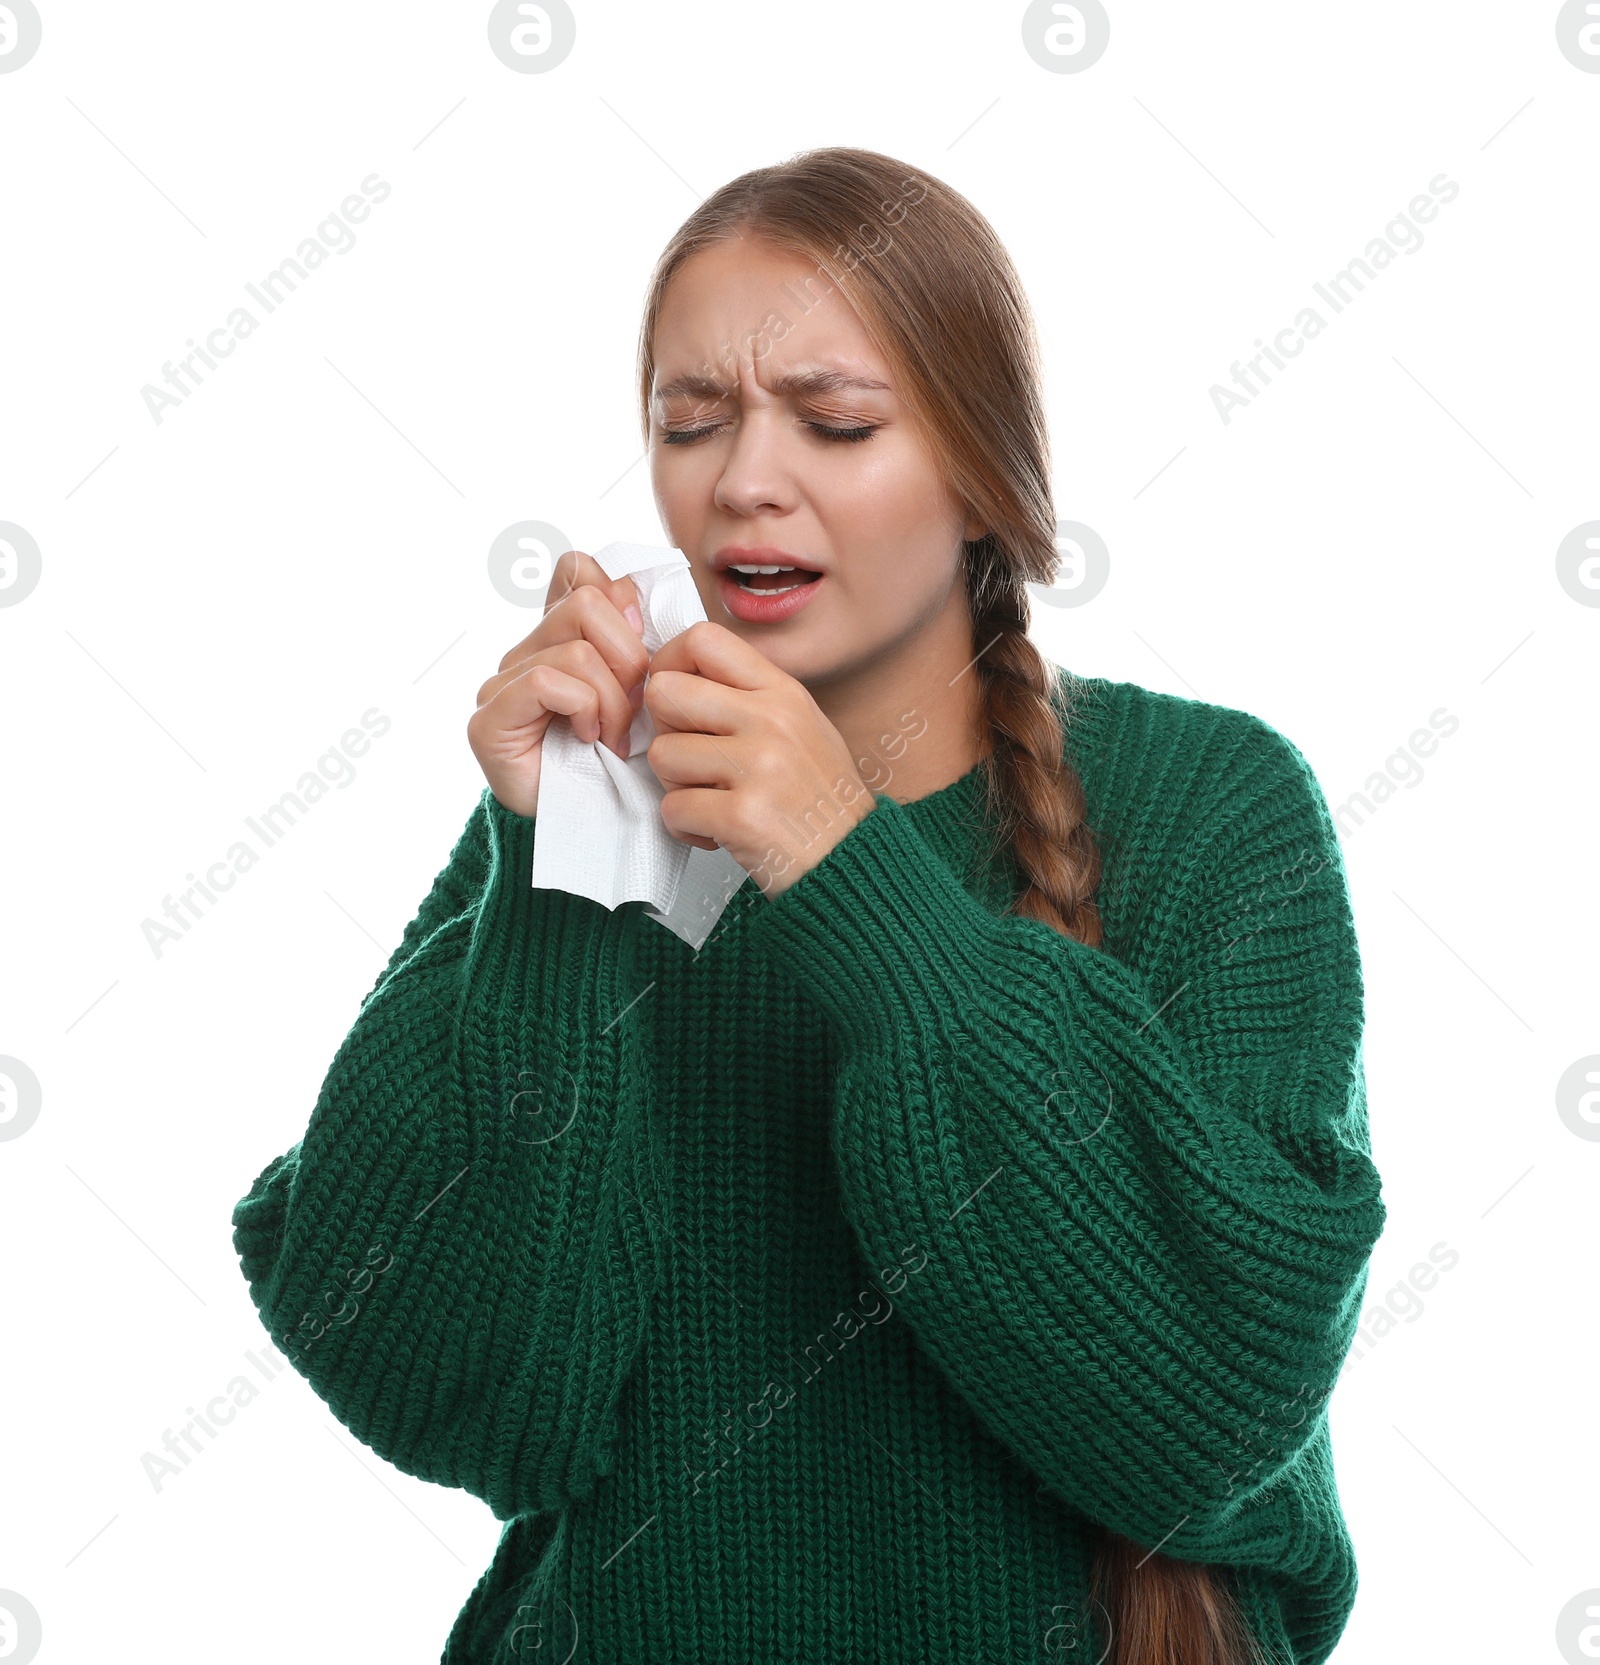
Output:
top-left (653, 367), bottom-right (893, 402)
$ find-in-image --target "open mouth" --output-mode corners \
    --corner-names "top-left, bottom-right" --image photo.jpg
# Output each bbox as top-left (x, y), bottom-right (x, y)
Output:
top-left (727, 565), bottom-right (823, 594)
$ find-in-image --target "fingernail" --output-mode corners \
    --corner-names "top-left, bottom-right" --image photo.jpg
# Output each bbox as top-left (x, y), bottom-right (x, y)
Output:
top-left (625, 603), bottom-right (644, 636)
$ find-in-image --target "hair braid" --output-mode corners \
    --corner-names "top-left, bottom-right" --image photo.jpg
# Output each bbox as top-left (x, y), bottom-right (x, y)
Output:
top-left (967, 571), bottom-right (1103, 948)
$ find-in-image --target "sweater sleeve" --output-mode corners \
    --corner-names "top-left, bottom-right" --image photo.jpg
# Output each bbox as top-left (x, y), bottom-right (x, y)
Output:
top-left (230, 788), bottom-right (669, 1521)
top-left (741, 726), bottom-right (1386, 1563)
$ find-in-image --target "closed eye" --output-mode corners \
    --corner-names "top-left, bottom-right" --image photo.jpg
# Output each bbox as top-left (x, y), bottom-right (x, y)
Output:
top-left (660, 419), bottom-right (880, 446)
top-left (805, 421), bottom-right (877, 443)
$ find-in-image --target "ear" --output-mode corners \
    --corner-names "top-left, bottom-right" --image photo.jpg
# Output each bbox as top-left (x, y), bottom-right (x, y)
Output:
top-left (962, 511), bottom-right (990, 543)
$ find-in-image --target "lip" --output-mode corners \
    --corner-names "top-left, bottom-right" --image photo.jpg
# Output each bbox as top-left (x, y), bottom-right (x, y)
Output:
top-left (710, 545), bottom-right (828, 625)
top-left (709, 545), bottom-right (824, 574)
top-left (716, 566), bottom-right (826, 624)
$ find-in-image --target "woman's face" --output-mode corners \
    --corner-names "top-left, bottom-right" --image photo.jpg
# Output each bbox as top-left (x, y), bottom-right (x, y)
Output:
top-left (648, 233), bottom-right (984, 693)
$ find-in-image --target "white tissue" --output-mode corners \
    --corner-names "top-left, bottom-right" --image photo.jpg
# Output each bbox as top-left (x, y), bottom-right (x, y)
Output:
top-left (530, 541), bottom-right (751, 949)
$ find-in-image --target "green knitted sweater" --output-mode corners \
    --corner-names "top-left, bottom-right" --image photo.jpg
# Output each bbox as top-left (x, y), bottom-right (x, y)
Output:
top-left (231, 668), bottom-right (1385, 1664)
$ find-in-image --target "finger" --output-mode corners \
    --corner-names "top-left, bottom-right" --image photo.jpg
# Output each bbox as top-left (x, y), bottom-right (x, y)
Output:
top-left (543, 548), bottom-right (611, 616)
top-left (657, 783), bottom-right (731, 854)
top-left (481, 586), bottom-right (648, 720)
top-left (647, 729), bottom-right (749, 794)
top-left (484, 650), bottom-right (635, 757)
top-left (646, 619), bottom-right (781, 693)
top-left (485, 549), bottom-right (588, 677)
top-left (607, 573), bottom-right (641, 630)
top-left (643, 666), bottom-right (752, 746)
top-left (491, 550), bottom-right (624, 679)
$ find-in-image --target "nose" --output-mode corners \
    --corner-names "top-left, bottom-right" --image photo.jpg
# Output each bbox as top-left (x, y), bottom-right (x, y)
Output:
top-left (711, 372), bottom-right (795, 520)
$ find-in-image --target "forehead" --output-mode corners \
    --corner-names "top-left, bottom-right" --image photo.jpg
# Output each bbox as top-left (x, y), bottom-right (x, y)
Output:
top-left (652, 235), bottom-right (893, 394)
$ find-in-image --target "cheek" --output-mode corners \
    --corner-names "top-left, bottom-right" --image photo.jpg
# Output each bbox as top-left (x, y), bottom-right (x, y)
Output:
top-left (652, 452), bottom-right (711, 533)
top-left (827, 445), bottom-right (961, 582)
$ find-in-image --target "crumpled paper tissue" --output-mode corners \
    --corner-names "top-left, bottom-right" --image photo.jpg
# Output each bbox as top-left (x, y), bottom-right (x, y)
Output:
top-left (529, 540), bottom-right (750, 949)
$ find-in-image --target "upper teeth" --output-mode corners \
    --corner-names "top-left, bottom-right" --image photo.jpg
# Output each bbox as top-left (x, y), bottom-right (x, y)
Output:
top-left (730, 564), bottom-right (798, 574)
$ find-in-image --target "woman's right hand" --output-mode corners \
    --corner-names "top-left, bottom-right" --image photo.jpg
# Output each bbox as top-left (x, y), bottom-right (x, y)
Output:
top-left (468, 550), bottom-right (649, 819)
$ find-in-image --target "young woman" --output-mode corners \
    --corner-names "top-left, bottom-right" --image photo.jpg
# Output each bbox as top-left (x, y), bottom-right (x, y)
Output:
top-left (233, 147), bottom-right (1386, 1664)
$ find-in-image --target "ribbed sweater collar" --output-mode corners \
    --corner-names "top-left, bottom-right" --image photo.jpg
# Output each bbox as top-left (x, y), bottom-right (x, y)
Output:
top-left (894, 665), bottom-right (1107, 911)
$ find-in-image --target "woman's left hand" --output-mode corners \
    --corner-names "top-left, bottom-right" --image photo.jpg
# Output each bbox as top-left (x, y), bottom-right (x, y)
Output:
top-left (642, 621), bottom-right (876, 898)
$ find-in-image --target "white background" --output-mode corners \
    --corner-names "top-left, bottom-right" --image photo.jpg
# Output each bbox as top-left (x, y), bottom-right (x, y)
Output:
top-left (2, 2), bottom-right (1596, 1660)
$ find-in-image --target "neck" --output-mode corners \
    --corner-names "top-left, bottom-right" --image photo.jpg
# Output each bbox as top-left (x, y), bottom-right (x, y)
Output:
top-left (802, 589), bottom-right (987, 805)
